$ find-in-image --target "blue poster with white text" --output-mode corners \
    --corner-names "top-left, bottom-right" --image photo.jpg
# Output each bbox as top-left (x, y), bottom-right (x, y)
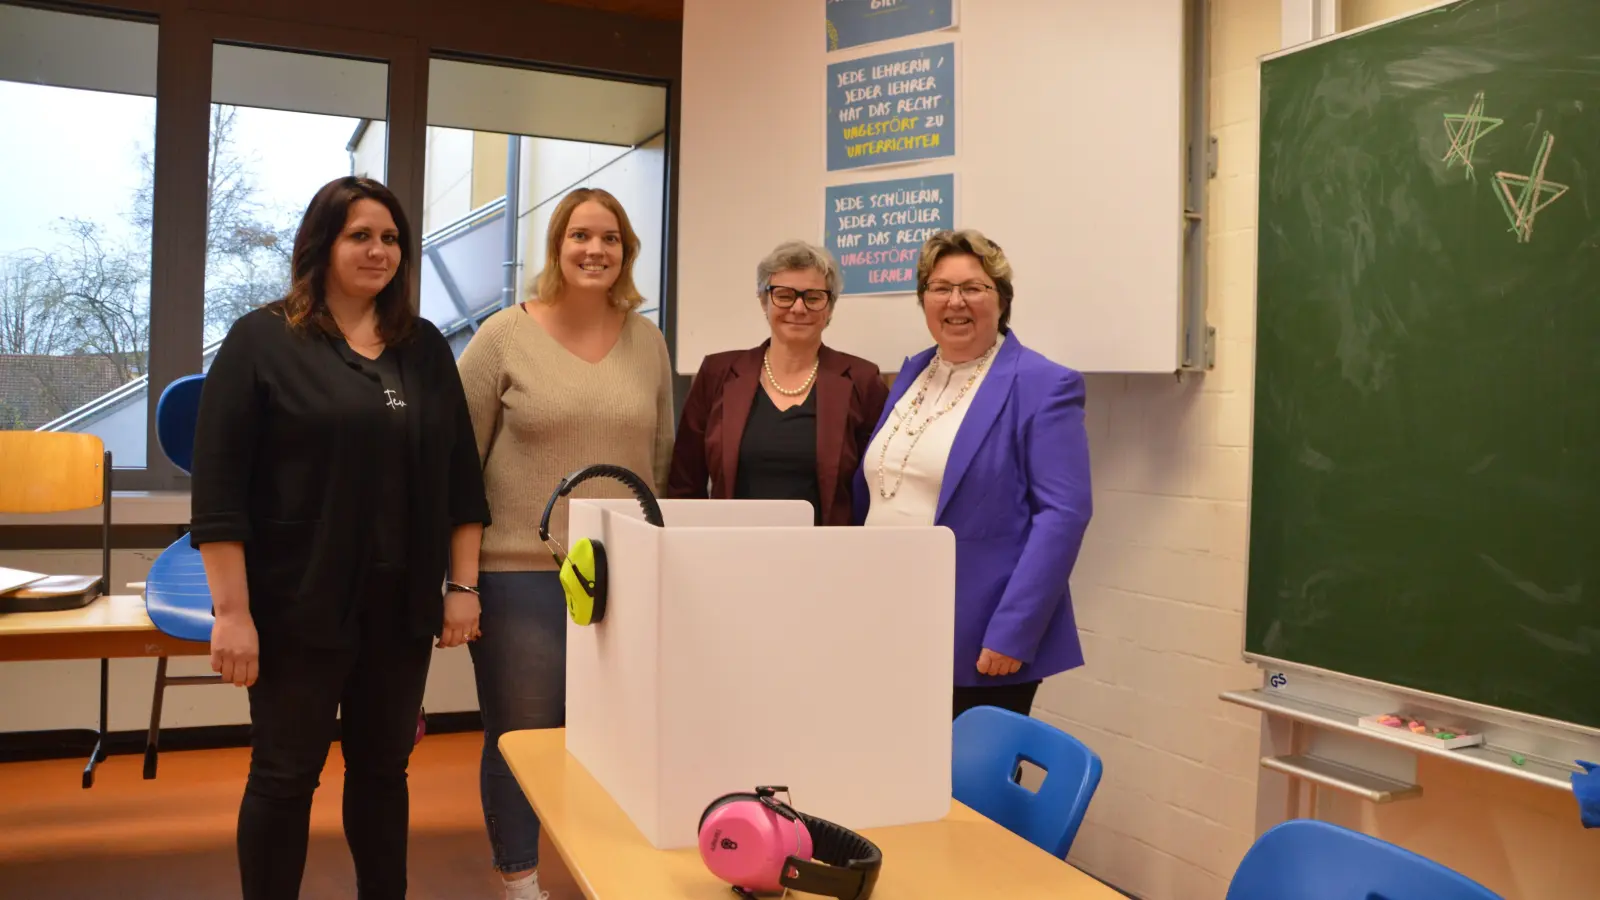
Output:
top-left (826, 43), bottom-right (955, 172)
top-left (824, 174), bottom-right (955, 295)
top-left (826, 0), bottom-right (955, 52)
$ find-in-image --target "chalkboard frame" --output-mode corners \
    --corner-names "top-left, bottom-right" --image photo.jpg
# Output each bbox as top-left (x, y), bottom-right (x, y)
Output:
top-left (1241, 0), bottom-right (1600, 745)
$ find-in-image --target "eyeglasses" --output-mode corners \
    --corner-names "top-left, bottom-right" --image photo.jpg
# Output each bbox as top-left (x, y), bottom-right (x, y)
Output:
top-left (924, 281), bottom-right (996, 300)
top-left (766, 285), bottom-right (833, 311)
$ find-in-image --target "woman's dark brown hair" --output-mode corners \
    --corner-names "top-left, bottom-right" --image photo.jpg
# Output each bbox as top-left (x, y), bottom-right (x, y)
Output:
top-left (277, 175), bottom-right (417, 343)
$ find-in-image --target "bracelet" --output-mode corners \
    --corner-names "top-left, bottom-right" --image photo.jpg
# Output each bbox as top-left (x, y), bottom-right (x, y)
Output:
top-left (445, 581), bottom-right (479, 596)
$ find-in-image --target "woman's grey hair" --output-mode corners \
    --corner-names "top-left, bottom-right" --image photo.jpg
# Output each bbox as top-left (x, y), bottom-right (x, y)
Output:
top-left (755, 240), bottom-right (844, 299)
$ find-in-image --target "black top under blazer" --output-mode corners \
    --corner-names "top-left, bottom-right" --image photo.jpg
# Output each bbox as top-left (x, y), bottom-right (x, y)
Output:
top-left (188, 304), bottom-right (491, 648)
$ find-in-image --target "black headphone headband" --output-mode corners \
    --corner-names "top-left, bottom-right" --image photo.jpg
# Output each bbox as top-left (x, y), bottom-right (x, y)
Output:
top-left (537, 464), bottom-right (665, 544)
top-left (789, 811), bottom-right (883, 900)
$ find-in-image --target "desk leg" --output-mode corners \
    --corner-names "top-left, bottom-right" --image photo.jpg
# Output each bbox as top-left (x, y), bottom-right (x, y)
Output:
top-left (144, 656), bottom-right (168, 779)
top-left (83, 657), bottom-right (109, 790)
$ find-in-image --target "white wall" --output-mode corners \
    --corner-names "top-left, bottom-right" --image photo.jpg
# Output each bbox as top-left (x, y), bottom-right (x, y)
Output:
top-left (670, 2), bottom-right (1245, 895)
top-left (677, 0), bottom-right (1188, 375)
top-left (423, 126), bottom-right (475, 234)
top-left (1010, 0), bottom-right (1270, 890)
top-left (68, 394), bottom-right (148, 469)
top-left (351, 120), bottom-right (388, 181)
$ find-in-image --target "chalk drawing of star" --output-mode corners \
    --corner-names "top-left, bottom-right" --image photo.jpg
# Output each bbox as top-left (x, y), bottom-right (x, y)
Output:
top-left (1442, 91), bottom-right (1503, 180)
top-left (1492, 131), bottom-right (1568, 244)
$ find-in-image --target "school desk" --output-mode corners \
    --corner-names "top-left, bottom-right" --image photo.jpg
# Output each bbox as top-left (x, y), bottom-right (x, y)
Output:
top-left (0, 593), bottom-right (204, 662)
top-left (499, 727), bottom-right (1124, 900)
top-left (0, 594), bottom-right (208, 787)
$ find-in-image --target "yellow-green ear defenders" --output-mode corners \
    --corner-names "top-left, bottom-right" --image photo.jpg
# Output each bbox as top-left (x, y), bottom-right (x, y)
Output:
top-left (538, 464), bottom-right (666, 626)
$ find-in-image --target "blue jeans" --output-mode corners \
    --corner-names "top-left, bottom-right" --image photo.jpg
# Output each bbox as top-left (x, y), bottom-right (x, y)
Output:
top-left (468, 571), bottom-right (567, 873)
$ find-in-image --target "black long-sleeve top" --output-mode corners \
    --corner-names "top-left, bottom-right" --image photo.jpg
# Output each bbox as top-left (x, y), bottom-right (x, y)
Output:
top-left (188, 304), bottom-right (491, 648)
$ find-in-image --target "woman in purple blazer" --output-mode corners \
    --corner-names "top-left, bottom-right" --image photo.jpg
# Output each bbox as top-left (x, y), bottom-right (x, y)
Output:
top-left (852, 228), bottom-right (1094, 719)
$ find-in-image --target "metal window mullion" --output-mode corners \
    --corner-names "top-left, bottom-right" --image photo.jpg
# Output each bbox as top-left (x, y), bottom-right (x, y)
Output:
top-left (138, 12), bottom-right (211, 490)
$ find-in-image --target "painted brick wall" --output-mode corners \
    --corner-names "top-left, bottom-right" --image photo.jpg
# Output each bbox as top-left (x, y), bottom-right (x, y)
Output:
top-left (1029, 1), bottom-right (1280, 897)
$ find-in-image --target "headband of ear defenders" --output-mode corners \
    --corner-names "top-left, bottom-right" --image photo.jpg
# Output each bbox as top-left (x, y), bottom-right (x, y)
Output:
top-left (538, 463), bottom-right (665, 556)
top-left (785, 809), bottom-right (883, 899)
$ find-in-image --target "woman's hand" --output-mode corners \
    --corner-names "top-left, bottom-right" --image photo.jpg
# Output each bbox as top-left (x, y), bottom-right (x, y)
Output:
top-left (211, 610), bottom-right (260, 687)
top-left (439, 589), bottom-right (481, 648)
top-left (976, 648), bottom-right (1022, 677)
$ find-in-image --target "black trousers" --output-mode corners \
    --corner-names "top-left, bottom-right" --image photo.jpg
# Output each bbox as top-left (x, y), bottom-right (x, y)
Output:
top-left (237, 570), bottom-right (433, 900)
top-left (952, 679), bottom-right (1042, 720)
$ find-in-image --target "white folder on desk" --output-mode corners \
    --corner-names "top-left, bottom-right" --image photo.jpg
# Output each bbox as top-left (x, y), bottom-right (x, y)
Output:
top-left (0, 566), bottom-right (48, 595)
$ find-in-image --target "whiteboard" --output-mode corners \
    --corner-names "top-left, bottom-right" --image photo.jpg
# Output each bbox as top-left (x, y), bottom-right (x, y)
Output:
top-left (676, 0), bottom-right (1186, 374)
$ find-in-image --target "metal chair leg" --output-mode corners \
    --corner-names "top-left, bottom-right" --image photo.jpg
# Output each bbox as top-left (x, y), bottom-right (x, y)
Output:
top-left (140, 658), bottom-right (224, 780)
top-left (83, 657), bottom-right (108, 789)
top-left (144, 656), bottom-right (168, 780)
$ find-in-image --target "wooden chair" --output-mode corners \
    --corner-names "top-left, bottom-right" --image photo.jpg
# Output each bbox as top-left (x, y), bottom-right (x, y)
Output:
top-left (0, 431), bottom-right (114, 788)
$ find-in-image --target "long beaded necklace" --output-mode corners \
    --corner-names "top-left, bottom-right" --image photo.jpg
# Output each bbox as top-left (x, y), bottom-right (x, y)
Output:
top-left (875, 340), bottom-right (999, 500)
top-left (764, 350), bottom-right (819, 396)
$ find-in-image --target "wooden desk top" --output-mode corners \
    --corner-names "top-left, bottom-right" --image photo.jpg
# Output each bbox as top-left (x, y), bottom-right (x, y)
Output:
top-left (0, 594), bottom-right (206, 661)
top-left (499, 728), bottom-right (1123, 900)
top-left (0, 594), bottom-right (156, 636)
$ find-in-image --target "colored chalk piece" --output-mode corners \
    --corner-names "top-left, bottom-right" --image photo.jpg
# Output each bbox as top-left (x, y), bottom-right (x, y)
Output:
top-left (1356, 714), bottom-right (1485, 750)
top-left (1512, 754), bottom-right (1527, 766)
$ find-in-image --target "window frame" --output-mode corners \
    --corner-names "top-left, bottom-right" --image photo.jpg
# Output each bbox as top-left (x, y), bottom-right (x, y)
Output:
top-left (423, 48), bottom-right (675, 335)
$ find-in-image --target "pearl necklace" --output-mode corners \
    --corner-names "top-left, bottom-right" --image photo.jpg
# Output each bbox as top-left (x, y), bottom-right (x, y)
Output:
top-left (764, 350), bottom-right (819, 396)
top-left (875, 341), bottom-right (999, 501)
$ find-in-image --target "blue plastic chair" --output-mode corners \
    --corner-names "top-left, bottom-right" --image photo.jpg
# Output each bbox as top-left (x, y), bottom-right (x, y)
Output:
top-left (141, 374), bottom-right (221, 779)
top-left (1227, 819), bottom-right (1504, 900)
top-left (154, 373), bottom-right (204, 475)
top-left (951, 705), bottom-right (1103, 858)
top-left (146, 374), bottom-right (212, 643)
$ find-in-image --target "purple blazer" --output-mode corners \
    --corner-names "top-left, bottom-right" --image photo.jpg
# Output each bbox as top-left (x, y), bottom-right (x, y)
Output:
top-left (852, 332), bottom-right (1094, 688)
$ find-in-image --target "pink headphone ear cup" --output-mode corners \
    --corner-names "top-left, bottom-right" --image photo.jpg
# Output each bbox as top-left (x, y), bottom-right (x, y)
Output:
top-left (697, 798), bottom-right (816, 893)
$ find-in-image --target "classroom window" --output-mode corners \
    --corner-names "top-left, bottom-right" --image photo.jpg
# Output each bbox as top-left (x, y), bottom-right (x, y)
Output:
top-left (418, 57), bottom-right (669, 353)
top-left (202, 43), bottom-right (389, 347)
top-left (0, 6), bottom-right (159, 467)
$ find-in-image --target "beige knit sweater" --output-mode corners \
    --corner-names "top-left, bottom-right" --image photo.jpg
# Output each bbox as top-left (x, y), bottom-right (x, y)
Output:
top-left (456, 304), bottom-right (675, 572)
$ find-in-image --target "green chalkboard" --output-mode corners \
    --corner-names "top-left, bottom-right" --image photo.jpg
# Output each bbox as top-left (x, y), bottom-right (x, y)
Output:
top-left (1247, 0), bottom-right (1600, 730)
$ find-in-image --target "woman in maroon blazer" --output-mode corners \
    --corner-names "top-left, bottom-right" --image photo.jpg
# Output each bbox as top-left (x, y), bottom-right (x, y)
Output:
top-left (668, 240), bottom-right (889, 525)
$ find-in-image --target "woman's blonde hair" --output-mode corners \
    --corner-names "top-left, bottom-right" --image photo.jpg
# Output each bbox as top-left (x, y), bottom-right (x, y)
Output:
top-left (529, 187), bottom-right (645, 310)
top-left (915, 228), bottom-right (1015, 333)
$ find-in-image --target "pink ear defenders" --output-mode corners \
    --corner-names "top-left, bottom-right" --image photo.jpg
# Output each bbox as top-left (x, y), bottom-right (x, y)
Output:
top-left (698, 785), bottom-right (882, 899)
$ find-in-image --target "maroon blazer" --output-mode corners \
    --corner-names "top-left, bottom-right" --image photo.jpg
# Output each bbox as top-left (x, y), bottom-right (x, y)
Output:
top-left (667, 342), bottom-right (890, 526)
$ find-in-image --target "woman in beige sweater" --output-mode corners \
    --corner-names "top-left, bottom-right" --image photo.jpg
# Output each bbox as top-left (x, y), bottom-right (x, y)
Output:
top-left (455, 187), bottom-right (674, 900)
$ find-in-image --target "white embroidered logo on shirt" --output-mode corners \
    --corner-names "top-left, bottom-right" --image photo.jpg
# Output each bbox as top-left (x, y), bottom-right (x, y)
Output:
top-left (385, 389), bottom-right (406, 409)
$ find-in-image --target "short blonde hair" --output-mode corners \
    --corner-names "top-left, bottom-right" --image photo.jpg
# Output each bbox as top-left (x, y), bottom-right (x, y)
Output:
top-left (915, 228), bottom-right (1015, 332)
top-left (529, 187), bottom-right (645, 310)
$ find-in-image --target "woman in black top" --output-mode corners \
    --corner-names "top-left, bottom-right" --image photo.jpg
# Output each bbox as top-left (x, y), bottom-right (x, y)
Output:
top-left (189, 176), bottom-right (491, 900)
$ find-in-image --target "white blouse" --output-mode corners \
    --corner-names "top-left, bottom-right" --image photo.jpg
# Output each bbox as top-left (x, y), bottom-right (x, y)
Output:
top-left (863, 335), bottom-right (1005, 527)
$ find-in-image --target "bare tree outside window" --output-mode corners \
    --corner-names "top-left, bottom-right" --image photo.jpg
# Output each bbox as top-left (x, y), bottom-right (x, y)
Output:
top-left (0, 104), bottom-right (300, 430)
